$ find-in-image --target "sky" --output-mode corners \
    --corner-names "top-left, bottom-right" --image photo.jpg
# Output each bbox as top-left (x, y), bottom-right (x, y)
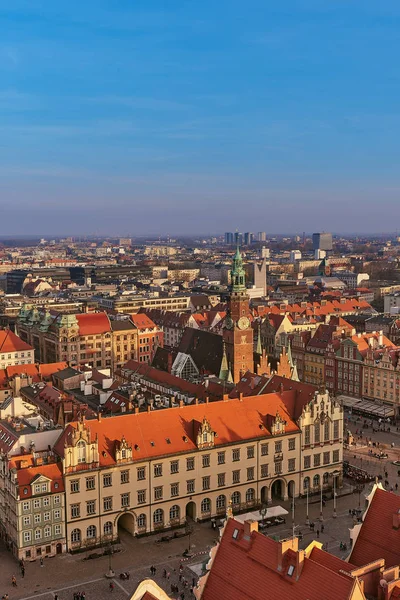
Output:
top-left (1, 1), bottom-right (400, 236)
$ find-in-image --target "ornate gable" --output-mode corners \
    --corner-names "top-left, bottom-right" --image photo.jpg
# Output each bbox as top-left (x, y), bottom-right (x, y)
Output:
top-left (196, 417), bottom-right (215, 449)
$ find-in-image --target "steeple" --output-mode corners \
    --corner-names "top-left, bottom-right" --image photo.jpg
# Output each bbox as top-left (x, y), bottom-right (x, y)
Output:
top-left (287, 341), bottom-right (294, 368)
top-left (230, 244), bottom-right (246, 293)
top-left (219, 342), bottom-right (230, 381)
top-left (256, 325), bottom-right (262, 355)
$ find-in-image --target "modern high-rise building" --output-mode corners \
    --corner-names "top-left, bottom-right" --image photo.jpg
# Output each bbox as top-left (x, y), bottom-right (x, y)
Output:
top-left (224, 232), bottom-right (234, 245)
top-left (234, 232), bottom-right (243, 246)
top-left (257, 232), bottom-right (267, 242)
top-left (243, 232), bottom-right (253, 246)
top-left (312, 232), bottom-right (333, 251)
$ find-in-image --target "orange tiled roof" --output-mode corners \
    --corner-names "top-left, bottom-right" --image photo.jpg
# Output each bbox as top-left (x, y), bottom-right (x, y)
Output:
top-left (54, 391), bottom-right (300, 465)
top-left (76, 313), bottom-right (111, 336)
top-left (130, 313), bottom-right (158, 330)
top-left (6, 364), bottom-right (39, 379)
top-left (15, 461), bottom-right (64, 497)
top-left (38, 362), bottom-right (68, 378)
top-left (349, 487), bottom-right (400, 568)
top-left (0, 329), bottom-right (33, 353)
top-left (201, 519), bottom-right (359, 600)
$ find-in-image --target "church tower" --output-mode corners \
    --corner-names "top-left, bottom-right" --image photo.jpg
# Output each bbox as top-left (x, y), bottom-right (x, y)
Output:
top-left (223, 246), bottom-right (254, 383)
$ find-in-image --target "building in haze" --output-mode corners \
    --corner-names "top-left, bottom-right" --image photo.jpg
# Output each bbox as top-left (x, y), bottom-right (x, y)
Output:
top-left (312, 232), bottom-right (333, 252)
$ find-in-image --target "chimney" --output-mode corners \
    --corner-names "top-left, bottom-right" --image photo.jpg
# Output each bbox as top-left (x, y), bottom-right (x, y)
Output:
top-left (223, 393), bottom-right (229, 402)
top-left (243, 519), bottom-right (258, 540)
top-left (147, 403), bottom-right (151, 413)
top-left (97, 412), bottom-right (101, 422)
top-left (277, 538), bottom-right (299, 572)
top-left (134, 406), bottom-right (139, 414)
top-left (238, 391), bottom-right (243, 402)
top-left (392, 510), bottom-right (400, 530)
top-left (295, 549), bottom-right (305, 577)
top-left (379, 331), bottom-right (384, 346)
top-left (179, 399), bottom-right (184, 408)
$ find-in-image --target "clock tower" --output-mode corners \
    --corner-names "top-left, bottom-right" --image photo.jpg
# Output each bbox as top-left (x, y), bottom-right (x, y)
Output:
top-left (223, 246), bottom-right (254, 383)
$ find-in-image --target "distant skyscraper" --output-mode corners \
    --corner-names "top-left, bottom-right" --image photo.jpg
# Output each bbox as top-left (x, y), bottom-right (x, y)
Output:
top-left (312, 232), bottom-right (333, 251)
top-left (234, 232), bottom-right (243, 246)
top-left (225, 232), bottom-right (234, 245)
top-left (257, 232), bottom-right (267, 242)
top-left (244, 232), bottom-right (253, 246)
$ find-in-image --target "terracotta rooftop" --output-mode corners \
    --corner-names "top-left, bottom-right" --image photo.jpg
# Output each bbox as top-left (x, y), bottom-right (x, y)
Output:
top-left (0, 329), bottom-right (33, 353)
top-left (349, 487), bottom-right (400, 568)
top-left (76, 313), bottom-right (111, 336)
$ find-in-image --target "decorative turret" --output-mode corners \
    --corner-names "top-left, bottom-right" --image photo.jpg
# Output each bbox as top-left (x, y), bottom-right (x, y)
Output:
top-left (39, 309), bottom-right (53, 332)
top-left (230, 245), bottom-right (246, 293)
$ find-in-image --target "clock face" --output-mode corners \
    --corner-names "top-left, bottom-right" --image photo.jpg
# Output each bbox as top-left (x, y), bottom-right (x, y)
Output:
top-left (237, 316), bottom-right (250, 330)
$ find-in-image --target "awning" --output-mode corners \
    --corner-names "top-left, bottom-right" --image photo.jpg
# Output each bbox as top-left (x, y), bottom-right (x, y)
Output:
top-left (235, 505), bottom-right (288, 523)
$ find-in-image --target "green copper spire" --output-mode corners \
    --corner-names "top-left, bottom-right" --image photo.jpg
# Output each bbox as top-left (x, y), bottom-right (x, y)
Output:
top-left (230, 244), bottom-right (246, 292)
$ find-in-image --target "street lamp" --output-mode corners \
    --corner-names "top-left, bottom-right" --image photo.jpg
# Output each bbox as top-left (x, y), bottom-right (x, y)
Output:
top-left (105, 543), bottom-right (115, 578)
top-left (320, 483), bottom-right (323, 522)
top-left (333, 476), bottom-right (337, 518)
top-left (305, 485), bottom-right (309, 526)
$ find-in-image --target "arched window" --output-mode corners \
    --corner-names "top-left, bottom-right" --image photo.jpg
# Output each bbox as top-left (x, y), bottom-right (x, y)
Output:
top-left (77, 440), bottom-right (86, 464)
top-left (303, 477), bottom-right (310, 490)
top-left (231, 491), bottom-right (241, 506)
top-left (323, 472), bottom-right (329, 485)
top-left (87, 525), bottom-right (96, 539)
top-left (137, 514), bottom-right (146, 528)
top-left (313, 474), bottom-right (320, 488)
top-left (246, 488), bottom-right (255, 503)
top-left (153, 509), bottom-right (164, 524)
top-left (216, 495), bottom-right (226, 510)
top-left (71, 528), bottom-right (81, 543)
top-left (201, 498), bottom-right (211, 513)
top-left (170, 505), bottom-right (180, 520)
top-left (104, 521), bottom-right (113, 536)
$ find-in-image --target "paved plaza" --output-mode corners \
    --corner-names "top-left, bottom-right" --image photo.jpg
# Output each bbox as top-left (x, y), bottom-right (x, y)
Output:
top-left (1, 416), bottom-right (400, 600)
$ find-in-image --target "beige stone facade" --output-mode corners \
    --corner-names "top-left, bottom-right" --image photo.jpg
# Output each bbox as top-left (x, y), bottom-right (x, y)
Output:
top-left (58, 391), bottom-right (343, 552)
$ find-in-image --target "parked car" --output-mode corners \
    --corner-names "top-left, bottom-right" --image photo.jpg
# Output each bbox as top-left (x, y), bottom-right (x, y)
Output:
top-left (274, 517), bottom-right (286, 526)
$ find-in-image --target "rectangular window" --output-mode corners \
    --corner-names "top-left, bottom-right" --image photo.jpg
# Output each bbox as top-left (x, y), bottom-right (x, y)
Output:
top-left (170, 460), bottom-right (179, 474)
top-left (103, 474), bottom-right (112, 487)
top-left (23, 516), bottom-right (30, 526)
top-left (86, 477), bottom-right (95, 490)
top-left (43, 497), bottom-right (49, 507)
top-left (275, 441), bottom-right (282, 453)
top-left (232, 449), bottom-right (240, 462)
top-left (333, 420), bottom-right (339, 440)
top-left (217, 473), bottom-right (226, 487)
top-left (137, 467), bottom-right (146, 480)
top-left (87, 500), bottom-right (96, 515)
top-left (261, 464), bottom-right (268, 478)
top-left (41, 483), bottom-right (47, 493)
top-left (121, 470), bottom-right (129, 484)
top-left (154, 486), bottom-right (163, 501)
top-left (304, 455), bottom-right (311, 469)
top-left (54, 525), bottom-right (61, 535)
top-left (247, 467), bottom-right (255, 481)
top-left (232, 470), bottom-right (240, 484)
top-left (35, 529), bottom-right (41, 541)
top-left (314, 423), bottom-right (320, 444)
top-left (171, 483), bottom-right (179, 497)
top-left (261, 443), bottom-right (268, 456)
top-left (247, 446), bottom-right (255, 459)
top-left (33, 499), bottom-right (40, 509)
top-left (323, 451), bottom-right (330, 465)
top-left (24, 531), bottom-right (31, 542)
top-left (121, 493), bottom-right (130, 508)
top-left (288, 458), bottom-right (295, 472)
top-left (304, 425), bottom-right (311, 446)
top-left (54, 510), bottom-right (60, 519)
top-left (137, 490), bottom-right (146, 504)
top-left (187, 480), bottom-right (195, 494)
top-left (202, 476), bottom-right (210, 491)
top-left (333, 450), bottom-right (340, 463)
top-left (186, 457), bottom-right (195, 471)
top-left (154, 464), bottom-right (163, 477)
top-left (288, 438), bottom-right (295, 451)
top-left (202, 454), bottom-right (210, 468)
top-left (275, 461), bottom-right (282, 475)
top-left (324, 420), bottom-right (330, 442)
top-left (104, 497), bottom-right (112, 511)
top-left (71, 504), bottom-right (80, 519)
top-left (70, 479), bottom-right (80, 493)
top-left (43, 512), bottom-right (50, 522)
top-left (217, 451), bottom-right (225, 465)
top-left (314, 454), bottom-right (321, 467)
top-left (23, 501), bottom-right (30, 511)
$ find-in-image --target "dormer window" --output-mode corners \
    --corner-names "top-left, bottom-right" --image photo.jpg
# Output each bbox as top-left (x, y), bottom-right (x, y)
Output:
top-left (77, 440), bottom-right (86, 464)
top-left (203, 432), bottom-right (208, 443)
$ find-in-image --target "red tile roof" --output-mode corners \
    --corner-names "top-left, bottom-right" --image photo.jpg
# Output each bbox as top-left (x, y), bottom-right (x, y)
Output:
top-left (38, 362), bottom-right (68, 378)
top-left (201, 519), bottom-right (359, 600)
top-left (130, 313), bottom-right (158, 330)
top-left (349, 487), bottom-right (400, 568)
top-left (0, 329), bottom-right (33, 353)
top-left (54, 390), bottom-right (300, 465)
top-left (76, 313), bottom-right (111, 336)
top-left (14, 460), bottom-right (64, 497)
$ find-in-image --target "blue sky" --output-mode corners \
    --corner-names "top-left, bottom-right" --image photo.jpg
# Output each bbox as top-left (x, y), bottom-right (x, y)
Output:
top-left (1, 1), bottom-right (400, 236)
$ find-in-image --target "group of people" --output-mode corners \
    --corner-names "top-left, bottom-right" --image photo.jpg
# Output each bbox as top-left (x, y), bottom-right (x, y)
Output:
top-left (73, 591), bottom-right (86, 600)
top-left (148, 562), bottom-right (196, 598)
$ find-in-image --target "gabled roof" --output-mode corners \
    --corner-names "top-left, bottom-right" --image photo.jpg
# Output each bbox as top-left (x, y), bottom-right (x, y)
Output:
top-left (349, 487), bottom-right (400, 568)
top-left (54, 390), bottom-right (300, 466)
top-left (76, 312), bottom-right (111, 336)
top-left (130, 313), bottom-right (158, 331)
top-left (177, 328), bottom-right (223, 375)
top-left (13, 460), bottom-right (64, 497)
top-left (0, 329), bottom-right (33, 353)
top-left (201, 519), bottom-right (359, 600)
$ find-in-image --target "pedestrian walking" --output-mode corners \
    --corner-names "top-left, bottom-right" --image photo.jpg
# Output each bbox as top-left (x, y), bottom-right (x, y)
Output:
top-left (167, 572), bottom-right (170, 580)
top-left (54, 594), bottom-right (58, 600)
top-left (40, 557), bottom-right (44, 567)
top-left (316, 529), bottom-right (319, 538)
top-left (321, 524), bottom-right (324, 533)
top-left (163, 569), bottom-right (167, 579)
top-left (109, 582), bottom-right (114, 592)
top-left (192, 578), bottom-right (196, 588)
top-left (395, 483), bottom-right (398, 491)
top-left (11, 576), bottom-right (17, 587)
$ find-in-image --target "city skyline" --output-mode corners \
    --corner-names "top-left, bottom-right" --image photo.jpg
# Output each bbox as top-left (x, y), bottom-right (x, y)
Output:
top-left (1, 1), bottom-right (400, 235)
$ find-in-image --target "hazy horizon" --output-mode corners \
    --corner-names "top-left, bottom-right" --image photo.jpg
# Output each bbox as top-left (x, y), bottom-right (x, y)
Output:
top-left (1, 1), bottom-right (400, 235)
